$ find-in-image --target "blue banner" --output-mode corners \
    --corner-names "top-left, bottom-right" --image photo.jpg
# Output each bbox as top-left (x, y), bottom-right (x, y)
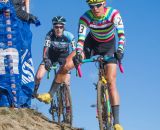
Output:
top-left (0, 0), bottom-right (34, 108)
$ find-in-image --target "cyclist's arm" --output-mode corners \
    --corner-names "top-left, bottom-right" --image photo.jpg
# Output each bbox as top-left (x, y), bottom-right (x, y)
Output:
top-left (64, 31), bottom-right (76, 51)
top-left (12, 0), bottom-right (34, 22)
top-left (76, 14), bottom-right (89, 53)
top-left (70, 34), bottom-right (76, 51)
top-left (43, 35), bottom-right (51, 60)
top-left (112, 10), bottom-right (125, 51)
top-left (71, 39), bottom-right (76, 51)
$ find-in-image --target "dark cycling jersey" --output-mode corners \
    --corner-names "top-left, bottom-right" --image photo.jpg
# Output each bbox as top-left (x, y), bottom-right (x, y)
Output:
top-left (43, 30), bottom-right (75, 64)
top-left (77, 7), bottom-right (125, 52)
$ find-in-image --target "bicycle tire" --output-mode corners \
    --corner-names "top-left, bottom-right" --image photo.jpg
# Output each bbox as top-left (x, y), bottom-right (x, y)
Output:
top-left (58, 89), bottom-right (63, 123)
top-left (97, 80), bottom-right (105, 130)
top-left (103, 85), bottom-right (113, 130)
top-left (50, 84), bottom-right (73, 125)
top-left (49, 91), bottom-right (60, 122)
top-left (97, 81), bottom-right (113, 130)
top-left (61, 84), bottom-right (73, 126)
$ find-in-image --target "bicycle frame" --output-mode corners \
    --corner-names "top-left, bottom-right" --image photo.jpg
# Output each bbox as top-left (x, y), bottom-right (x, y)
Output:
top-left (47, 64), bottom-right (58, 79)
top-left (99, 59), bottom-right (112, 120)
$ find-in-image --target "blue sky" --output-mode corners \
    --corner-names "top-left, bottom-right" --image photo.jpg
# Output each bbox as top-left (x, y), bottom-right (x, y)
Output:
top-left (31, 0), bottom-right (160, 130)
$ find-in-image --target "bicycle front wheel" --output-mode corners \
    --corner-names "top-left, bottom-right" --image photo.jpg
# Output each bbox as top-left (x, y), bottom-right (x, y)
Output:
top-left (97, 80), bottom-right (113, 130)
top-left (97, 81), bottom-right (105, 130)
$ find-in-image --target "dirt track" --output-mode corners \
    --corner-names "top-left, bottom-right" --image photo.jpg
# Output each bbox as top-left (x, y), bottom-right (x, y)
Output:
top-left (0, 107), bottom-right (83, 130)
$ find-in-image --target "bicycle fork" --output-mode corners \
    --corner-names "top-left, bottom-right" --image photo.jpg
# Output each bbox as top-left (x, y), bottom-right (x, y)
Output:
top-left (104, 88), bottom-right (112, 125)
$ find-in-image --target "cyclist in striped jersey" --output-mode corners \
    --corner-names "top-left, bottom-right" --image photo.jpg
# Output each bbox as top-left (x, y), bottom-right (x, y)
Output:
top-left (76, 1), bottom-right (125, 130)
top-left (77, 1), bottom-right (125, 130)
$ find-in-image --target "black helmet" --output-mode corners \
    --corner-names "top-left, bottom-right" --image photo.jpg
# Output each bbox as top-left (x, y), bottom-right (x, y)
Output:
top-left (52, 16), bottom-right (66, 25)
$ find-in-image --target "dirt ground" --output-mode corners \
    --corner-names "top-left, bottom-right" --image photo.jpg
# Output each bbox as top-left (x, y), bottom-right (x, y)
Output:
top-left (0, 107), bottom-right (83, 130)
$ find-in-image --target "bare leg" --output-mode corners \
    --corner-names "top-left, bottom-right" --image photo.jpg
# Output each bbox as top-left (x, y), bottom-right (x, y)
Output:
top-left (49, 51), bottom-right (77, 96)
top-left (64, 73), bottom-right (70, 86)
top-left (49, 50), bottom-right (85, 95)
top-left (105, 63), bottom-right (120, 125)
top-left (105, 63), bottom-right (119, 105)
top-left (34, 64), bottom-right (47, 94)
top-left (55, 51), bottom-right (77, 83)
top-left (64, 74), bottom-right (71, 107)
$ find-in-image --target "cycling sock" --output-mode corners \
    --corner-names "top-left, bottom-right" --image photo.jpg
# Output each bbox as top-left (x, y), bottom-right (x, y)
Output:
top-left (112, 105), bottom-right (120, 125)
top-left (34, 84), bottom-right (39, 93)
top-left (66, 106), bottom-right (71, 113)
top-left (49, 81), bottom-right (61, 97)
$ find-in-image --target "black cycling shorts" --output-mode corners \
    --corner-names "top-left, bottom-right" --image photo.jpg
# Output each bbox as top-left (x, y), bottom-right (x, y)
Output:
top-left (83, 33), bottom-right (117, 64)
top-left (41, 51), bottom-right (68, 65)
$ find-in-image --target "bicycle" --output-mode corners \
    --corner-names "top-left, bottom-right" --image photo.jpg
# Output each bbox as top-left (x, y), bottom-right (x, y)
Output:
top-left (76, 56), bottom-right (123, 130)
top-left (47, 64), bottom-right (73, 126)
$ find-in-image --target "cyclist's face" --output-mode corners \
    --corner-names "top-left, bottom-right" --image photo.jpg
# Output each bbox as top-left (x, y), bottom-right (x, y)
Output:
top-left (89, 2), bottom-right (105, 17)
top-left (53, 24), bottom-right (64, 37)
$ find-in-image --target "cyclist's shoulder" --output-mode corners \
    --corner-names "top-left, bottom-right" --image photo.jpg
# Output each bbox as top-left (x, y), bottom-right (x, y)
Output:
top-left (63, 31), bottom-right (75, 41)
top-left (63, 30), bottom-right (74, 36)
top-left (106, 6), bottom-right (120, 13)
top-left (46, 29), bottom-right (54, 37)
top-left (79, 10), bottom-right (95, 23)
top-left (45, 29), bottom-right (54, 40)
top-left (104, 7), bottom-right (121, 19)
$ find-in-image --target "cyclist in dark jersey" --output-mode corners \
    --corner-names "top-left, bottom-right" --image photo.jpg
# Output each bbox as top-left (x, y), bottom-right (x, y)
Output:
top-left (33, 16), bottom-right (75, 99)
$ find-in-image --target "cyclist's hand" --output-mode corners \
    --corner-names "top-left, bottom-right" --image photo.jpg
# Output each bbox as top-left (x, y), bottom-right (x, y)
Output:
top-left (72, 52), bottom-right (82, 68)
top-left (44, 59), bottom-right (52, 71)
top-left (29, 14), bottom-right (40, 26)
top-left (32, 85), bottom-right (39, 98)
top-left (115, 48), bottom-right (124, 62)
top-left (34, 19), bottom-right (41, 27)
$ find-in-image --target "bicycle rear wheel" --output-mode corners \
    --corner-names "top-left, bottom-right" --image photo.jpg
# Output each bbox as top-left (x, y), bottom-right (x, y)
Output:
top-left (61, 84), bottom-right (73, 126)
top-left (97, 81), bottom-right (113, 130)
top-left (49, 91), bottom-right (60, 122)
top-left (49, 84), bottom-right (73, 125)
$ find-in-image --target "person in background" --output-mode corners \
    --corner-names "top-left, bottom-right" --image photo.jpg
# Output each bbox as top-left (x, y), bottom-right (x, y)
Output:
top-left (33, 16), bottom-right (76, 106)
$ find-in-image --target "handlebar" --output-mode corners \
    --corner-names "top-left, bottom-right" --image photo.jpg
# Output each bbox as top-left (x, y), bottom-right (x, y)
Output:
top-left (76, 56), bottom-right (124, 77)
top-left (47, 64), bottom-right (58, 79)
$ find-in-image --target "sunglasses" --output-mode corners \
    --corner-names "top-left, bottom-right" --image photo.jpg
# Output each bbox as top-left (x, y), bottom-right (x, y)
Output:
top-left (89, 3), bottom-right (103, 9)
top-left (54, 25), bottom-right (64, 29)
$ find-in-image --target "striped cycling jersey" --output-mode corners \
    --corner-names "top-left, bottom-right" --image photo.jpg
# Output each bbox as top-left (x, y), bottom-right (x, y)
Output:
top-left (77, 7), bottom-right (125, 52)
